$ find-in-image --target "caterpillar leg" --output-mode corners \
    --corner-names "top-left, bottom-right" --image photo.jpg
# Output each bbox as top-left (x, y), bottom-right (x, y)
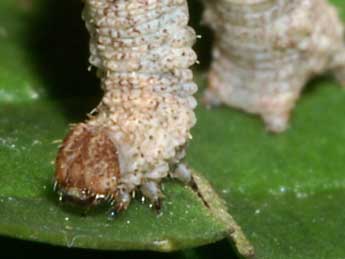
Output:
top-left (171, 163), bottom-right (193, 184)
top-left (112, 187), bottom-right (132, 214)
top-left (140, 181), bottom-right (163, 211)
top-left (171, 163), bottom-right (200, 194)
top-left (262, 112), bottom-right (290, 133)
top-left (171, 164), bottom-right (210, 208)
top-left (259, 93), bottom-right (298, 133)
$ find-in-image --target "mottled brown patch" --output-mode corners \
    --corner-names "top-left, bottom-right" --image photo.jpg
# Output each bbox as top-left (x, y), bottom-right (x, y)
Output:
top-left (55, 123), bottom-right (120, 204)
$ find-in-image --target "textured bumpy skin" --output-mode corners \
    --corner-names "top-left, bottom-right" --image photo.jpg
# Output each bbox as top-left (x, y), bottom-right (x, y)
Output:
top-left (55, 0), bottom-right (198, 212)
top-left (203, 0), bottom-right (345, 132)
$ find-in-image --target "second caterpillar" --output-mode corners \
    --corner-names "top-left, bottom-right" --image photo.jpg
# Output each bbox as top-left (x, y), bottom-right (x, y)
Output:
top-left (203, 0), bottom-right (345, 132)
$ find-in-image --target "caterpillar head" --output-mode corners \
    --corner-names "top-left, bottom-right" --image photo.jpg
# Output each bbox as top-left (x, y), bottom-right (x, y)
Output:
top-left (54, 123), bottom-right (120, 206)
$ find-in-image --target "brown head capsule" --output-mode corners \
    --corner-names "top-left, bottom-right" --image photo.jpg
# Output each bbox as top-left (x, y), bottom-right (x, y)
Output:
top-left (203, 0), bottom-right (345, 132)
top-left (54, 0), bottom-right (198, 213)
top-left (55, 123), bottom-right (120, 206)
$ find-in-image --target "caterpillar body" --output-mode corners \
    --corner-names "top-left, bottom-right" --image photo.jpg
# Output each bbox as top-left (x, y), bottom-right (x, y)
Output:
top-left (203, 0), bottom-right (345, 132)
top-left (54, 0), bottom-right (198, 212)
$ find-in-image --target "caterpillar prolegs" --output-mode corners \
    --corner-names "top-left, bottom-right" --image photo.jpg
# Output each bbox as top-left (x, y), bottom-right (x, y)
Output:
top-left (54, 0), bottom-right (198, 212)
top-left (203, 0), bottom-right (345, 132)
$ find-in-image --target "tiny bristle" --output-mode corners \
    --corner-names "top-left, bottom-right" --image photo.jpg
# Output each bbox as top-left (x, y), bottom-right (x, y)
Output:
top-left (53, 180), bottom-right (59, 192)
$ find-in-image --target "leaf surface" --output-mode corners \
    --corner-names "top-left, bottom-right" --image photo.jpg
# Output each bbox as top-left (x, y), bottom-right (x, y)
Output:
top-left (1, 0), bottom-right (345, 258)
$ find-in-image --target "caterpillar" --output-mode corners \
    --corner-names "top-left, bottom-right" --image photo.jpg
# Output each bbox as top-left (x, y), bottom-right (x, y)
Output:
top-left (203, 0), bottom-right (345, 132)
top-left (54, 0), bottom-right (198, 213)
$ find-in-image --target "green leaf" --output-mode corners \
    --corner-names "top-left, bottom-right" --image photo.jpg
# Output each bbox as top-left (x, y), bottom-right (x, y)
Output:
top-left (0, 99), bottom-right (234, 251)
top-left (189, 78), bottom-right (345, 258)
top-left (1, 0), bottom-right (345, 258)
